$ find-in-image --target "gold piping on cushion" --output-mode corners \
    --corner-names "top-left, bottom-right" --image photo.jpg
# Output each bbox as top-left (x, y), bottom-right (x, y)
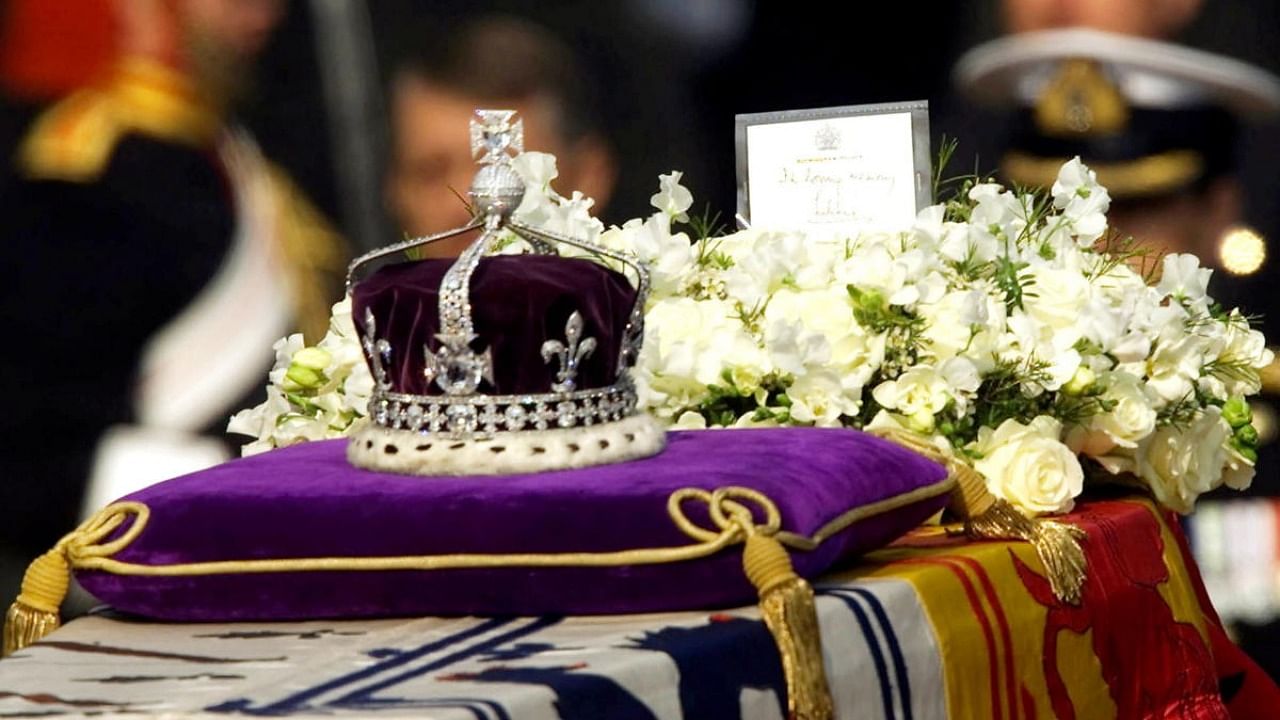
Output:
top-left (1002, 149), bottom-right (1204, 199)
top-left (870, 427), bottom-right (1089, 604)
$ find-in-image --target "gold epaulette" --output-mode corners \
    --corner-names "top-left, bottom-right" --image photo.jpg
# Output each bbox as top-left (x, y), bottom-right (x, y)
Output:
top-left (18, 57), bottom-right (221, 184)
top-left (18, 89), bottom-right (122, 183)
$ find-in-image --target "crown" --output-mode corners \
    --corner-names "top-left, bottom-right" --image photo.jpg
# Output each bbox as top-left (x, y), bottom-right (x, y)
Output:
top-left (344, 110), bottom-right (664, 475)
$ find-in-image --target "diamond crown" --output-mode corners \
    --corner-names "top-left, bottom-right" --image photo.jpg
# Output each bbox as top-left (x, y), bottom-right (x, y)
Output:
top-left (345, 110), bottom-right (649, 440)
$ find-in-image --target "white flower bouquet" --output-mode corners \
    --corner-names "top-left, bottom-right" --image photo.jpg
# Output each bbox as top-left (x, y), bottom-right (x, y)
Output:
top-left (231, 152), bottom-right (1271, 517)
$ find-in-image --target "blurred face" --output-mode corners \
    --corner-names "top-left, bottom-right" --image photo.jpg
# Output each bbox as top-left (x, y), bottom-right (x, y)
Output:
top-left (387, 76), bottom-right (613, 257)
top-left (180, 0), bottom-right (286, 59)
top-left (178, 0), bottom-right (285, 102)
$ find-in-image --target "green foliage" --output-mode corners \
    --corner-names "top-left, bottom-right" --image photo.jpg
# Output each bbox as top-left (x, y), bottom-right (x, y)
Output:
top-left (993, 255), bottom-right (1032, 312)
top-left (688, 205), bottom-right (726, 243)
top-left (690, 372), bottom-right (790, 426)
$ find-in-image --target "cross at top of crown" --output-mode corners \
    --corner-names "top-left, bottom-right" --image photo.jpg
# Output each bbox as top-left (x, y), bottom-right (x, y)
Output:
top-left (470, 109), bottom-right (524, 165)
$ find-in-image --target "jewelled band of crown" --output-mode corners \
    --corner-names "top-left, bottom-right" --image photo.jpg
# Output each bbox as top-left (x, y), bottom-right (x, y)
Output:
top-left (368, 378), bottom-right (639, 438)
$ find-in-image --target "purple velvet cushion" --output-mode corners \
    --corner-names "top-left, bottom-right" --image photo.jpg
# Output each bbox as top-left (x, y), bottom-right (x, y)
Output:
top-left (76, 429), bottom-right (949, 621)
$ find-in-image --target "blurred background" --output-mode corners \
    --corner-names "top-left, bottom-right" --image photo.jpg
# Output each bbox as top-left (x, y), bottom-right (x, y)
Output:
top-left (3, 0), bottom-right (1280, 676)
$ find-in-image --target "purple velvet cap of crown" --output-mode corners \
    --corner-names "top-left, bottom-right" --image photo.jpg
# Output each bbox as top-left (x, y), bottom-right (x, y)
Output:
top-left (75, 428), bottom-right (950, 621)
top-left (352, 255), bottom-right (636, 395)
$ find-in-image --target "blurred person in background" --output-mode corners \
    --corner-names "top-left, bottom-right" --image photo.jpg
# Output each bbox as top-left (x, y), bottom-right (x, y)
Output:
top-left (956, 0), bottom-right (1280, 275)
top-left (957, 30), bottom-right (1280, 271)
top-left (0, 0), bottom-right (346, 601)
top-left (383, 15), bottom-right (618, 257)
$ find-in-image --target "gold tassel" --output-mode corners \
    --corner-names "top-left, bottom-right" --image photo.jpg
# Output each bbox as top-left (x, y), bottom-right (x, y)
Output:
top-left (871, 427), bottom-right (1089, 604)
top-left (743, 531), bottom-right (834, 720)
top-left (947, 458), bottom-right (1088, 604)
top-left (3, 550), bottom-right (70, 657)
top-left (964, 498), bottom-right (1089, 604)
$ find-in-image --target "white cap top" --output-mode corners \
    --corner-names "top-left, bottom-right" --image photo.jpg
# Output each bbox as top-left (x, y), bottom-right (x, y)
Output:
top-left (955, 28), bottom-right (1280, 118)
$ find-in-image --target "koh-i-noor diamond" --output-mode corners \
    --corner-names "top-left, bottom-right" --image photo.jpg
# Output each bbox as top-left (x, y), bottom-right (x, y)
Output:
top-left (425, 333), bottom-right (495, 396)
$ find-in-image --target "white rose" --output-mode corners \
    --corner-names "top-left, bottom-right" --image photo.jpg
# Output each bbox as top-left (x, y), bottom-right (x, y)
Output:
top-left (1024, 265), bottom-right (1090, 333)
top-left (920, 289), bottom-right (987, 361)
top-left (638, 298), bottom-right (750, 412)
top-left (1134, 407), bottom-right (1230, 514)
top-left (1068, 372), bottom-right (1157, 456)
top-left (764, 288), bottom-right (854, 339)
top-left (973, 416), bottom-right (1083, 515)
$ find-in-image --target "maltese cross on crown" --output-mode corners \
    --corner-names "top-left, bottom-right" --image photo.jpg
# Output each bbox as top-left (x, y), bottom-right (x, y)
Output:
top-left (470, 110), bottom-right (525, 165)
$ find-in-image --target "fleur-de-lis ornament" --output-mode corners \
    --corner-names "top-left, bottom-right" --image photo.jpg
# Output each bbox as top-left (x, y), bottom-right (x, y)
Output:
top-left (541, 312), bottom-right (597, 392)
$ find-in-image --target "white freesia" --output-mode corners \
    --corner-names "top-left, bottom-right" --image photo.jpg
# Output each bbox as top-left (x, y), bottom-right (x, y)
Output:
top-left (1222, 441), bottom-right (1257, 491)
top-left (974, 416), bottom-right (1084, 515)
top-left (872, 366), bottom-right (951, 432)
top-left (1145, 332), bottom-right (1207, 406)
top-left (788, 370), bottom-right (859, 426)
top-left (1156, 253), bottom-right (1212, 305)
top-left (650, 171), bottom-right (694, 222)
top-left (1051, 157), bottom-right (1110, 244)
